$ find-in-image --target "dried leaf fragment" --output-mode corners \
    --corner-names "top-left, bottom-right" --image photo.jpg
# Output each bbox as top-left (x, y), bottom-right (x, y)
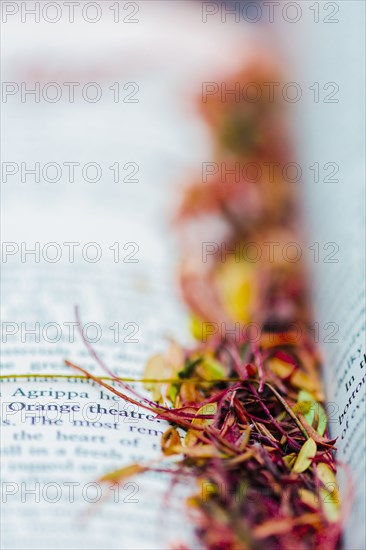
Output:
top-left (99, 463), bottom-right (147, 484)
top-left (292, 438), bottom-right (317, 473)
top-left (161, 427), bottom-right (182, 456)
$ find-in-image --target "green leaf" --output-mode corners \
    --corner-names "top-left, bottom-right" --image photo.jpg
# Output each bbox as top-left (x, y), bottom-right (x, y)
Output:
top-left (292, 438), bottom-right (317, 473)
top-left (297, 390), bottom-right (327, 436)
top-left (178, 357), bottom-right (202, 379)
top-left (196, 357), bottom-right (226, 381)
top-left (168, 383), bottom-right (179, 403)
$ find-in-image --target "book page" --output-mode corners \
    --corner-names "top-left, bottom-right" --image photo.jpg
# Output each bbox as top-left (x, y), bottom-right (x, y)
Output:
top-left (0, 3), bottom-right (250, 548)
top-left (295, 3), bottom-right (366, 548)
top-left (270, 4), bottom-right (365, 546)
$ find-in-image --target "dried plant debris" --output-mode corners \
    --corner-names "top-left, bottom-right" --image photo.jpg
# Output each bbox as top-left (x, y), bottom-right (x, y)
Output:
top-left (68, 58), bottom-right (343, 549)
top-left (69, 332), bottom-right (341, 550)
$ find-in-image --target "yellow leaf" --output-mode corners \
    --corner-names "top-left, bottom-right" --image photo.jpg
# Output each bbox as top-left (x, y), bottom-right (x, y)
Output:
top-left (174, 444), bottom-right (219, 458)
top-left (299, 488), bottom-right (318, 509)
top-left (317, 462), bottom-right (337, 488)
top-left (144, 354), bottom-right (166, 382)
top-left (190, 315), bottom-right (205, 341)
top-left (269, 358), bottom-right (293, 378)
top-left (185, 403), bottom-right (217, 446)
top-left (292, 370), bottom-right (319, 394)
top-left (143, 354), bottom-right (167, 402)
top-left (239, 426), bottom-right (251, 450)
top-left (197, 478), bottom-right (218, 503)
top-left (165, 340), bottom-right (184, 373)
top-left (179, 382), bottom-right (202, 403)
top-left (283, 453), bottom-right (297, 470)
top-left (192, 403), bottom-right (217, 427)
top-left (317, 463), bottom-right (340, 521)
top-left (292, 438), bottom-right (317, 473)
top-left (214, 257), bottom-right (255, 323)
top-left (269, 360), bottom-right (320, 396)
top-left (319, 488), bottom-right (340, 522)
top-left (161, 427), bottom-right (181, 456)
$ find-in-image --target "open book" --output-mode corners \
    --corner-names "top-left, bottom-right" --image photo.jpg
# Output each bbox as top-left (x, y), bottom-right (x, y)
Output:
top-left (1, 2), bottom-right (365, 549)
